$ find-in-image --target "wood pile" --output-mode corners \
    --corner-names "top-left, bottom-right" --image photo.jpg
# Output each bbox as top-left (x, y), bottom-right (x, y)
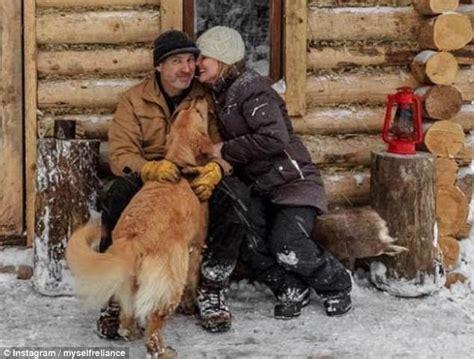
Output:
top-left (411, 0), bottom-right (473, 287)
top-left (304, 1), bottom-right (474, 209)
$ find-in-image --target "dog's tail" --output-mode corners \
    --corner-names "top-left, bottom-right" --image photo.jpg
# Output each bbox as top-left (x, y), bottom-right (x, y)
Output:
top-left (66, 224), bottom-right (130, 309)
top-left (134, 240), bottom-right (189, 325)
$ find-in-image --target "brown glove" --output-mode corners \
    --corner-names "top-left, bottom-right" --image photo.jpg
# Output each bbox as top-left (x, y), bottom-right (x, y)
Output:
top-left (183, 161), bottom-right (223, 201)
top-left (140, 159), bottom-right (180, 183)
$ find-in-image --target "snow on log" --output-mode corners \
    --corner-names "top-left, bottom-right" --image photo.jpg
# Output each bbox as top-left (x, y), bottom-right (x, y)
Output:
top-left (415, 85), bottom-right (463, 120)
top-left (411, 50), bottom-right (458, 85)
top-left (37, 0), bottom-right (158, 7)
top-left (369, 151), bottom-right (443, 297)
top-left (418, 12), bottom-right (473, 51)
top-left (322, 170), bottom-right (370, 208)
top-left (33, 139), bottom-right (100, 296)
top-left (413, 0), bottom-right (459, 15)
top-left (436, 185), bottom-right (469, 237)
top-left (313, 206), bottom-right (406, 264)
top-left (36, 10), bottom-right (160, 44)
top-left (424, 120), bottom-right (465, 157)
top-left (38, 48), bottom-right (152, 76)
top-left (37, 78), bottom-right (141, 108)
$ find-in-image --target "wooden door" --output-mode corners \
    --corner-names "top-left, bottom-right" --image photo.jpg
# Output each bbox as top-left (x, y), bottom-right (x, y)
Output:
top-left (0, 1), bottom-right (24, 245)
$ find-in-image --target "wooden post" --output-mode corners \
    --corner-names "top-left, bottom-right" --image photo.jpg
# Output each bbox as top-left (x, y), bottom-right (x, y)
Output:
top-left (33, 139), bottom-right (100, 296)
top-left (369, 152), bottom-right (444, 297)
top-left (160, 0), bottom-right (183, 31)
top-left (0, 0), bottom-right (24, 245)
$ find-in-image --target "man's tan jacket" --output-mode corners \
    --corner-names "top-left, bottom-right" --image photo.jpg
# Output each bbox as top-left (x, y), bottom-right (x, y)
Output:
top-left (108, 73), bottom-right (225, 176)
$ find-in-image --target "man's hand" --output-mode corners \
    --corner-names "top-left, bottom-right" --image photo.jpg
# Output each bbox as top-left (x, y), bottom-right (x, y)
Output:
top-left (140, 159), bottom-right (180, 183)
top-left (183, 162), bottom-right (222, 201)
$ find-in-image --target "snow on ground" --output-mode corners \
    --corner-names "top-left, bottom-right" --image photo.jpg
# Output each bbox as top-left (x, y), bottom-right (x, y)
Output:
top-left (1, 165), bottom-right (473, 358)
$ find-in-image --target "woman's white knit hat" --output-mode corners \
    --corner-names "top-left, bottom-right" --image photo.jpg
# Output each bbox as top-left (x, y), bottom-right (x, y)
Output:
top-left (196, 26), bottom-right (245, 65)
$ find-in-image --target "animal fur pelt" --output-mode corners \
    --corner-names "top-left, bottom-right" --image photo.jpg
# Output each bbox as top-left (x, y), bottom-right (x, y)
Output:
top-left (312, 206), bottom-right (407, 264)
top-left (66, 99), bottom-right (213, 357)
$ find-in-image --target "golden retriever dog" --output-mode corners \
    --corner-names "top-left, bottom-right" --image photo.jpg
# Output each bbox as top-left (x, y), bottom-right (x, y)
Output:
top-left (66, 99), bottom-right (213, 358)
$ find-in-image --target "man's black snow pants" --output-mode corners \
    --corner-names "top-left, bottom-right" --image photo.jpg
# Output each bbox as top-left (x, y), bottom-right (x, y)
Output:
top-left (201, 176), bottom-right (352, 298)
top-left (98, 174), bottom-right (143, 253)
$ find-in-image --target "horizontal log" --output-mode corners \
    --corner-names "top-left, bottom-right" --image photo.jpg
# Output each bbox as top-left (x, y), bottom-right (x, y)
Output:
top-left (308, 5), bottom-right (474, 42)
top-left (37, 10), bottom-right (160, 44)
top-left (293, 104), bottom-right (474, 135)
top-left (453, 45), bottom-right (474, 64)
top-left (308, 7), bottom-right (422, 41)
top-left (37, 0), bottom-right (158, 7)
top-left (38, 78), bottom-right (141, 108)
top-left (306, 68), bottom-right (473, 105)
top-left (322, 170), bottom-right (370, 208)
top-left (301, 134), bottom-right (386, 167)
top-left (38, 114), bottom-right (114, 139)
top-left (307, 44), bottom-right (418, 71)
top-left (309, 0), bottom-right (412, 6)
top-left (38, 48), bottom-right (152, 76)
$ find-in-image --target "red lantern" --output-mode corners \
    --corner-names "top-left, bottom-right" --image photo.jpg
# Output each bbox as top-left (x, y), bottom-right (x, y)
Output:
top-left (382, 87), bottom-right (423, 155)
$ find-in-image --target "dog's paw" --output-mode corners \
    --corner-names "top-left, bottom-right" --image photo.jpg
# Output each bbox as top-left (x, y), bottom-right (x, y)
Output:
top-left (146, 346), bottom-right (177, 359)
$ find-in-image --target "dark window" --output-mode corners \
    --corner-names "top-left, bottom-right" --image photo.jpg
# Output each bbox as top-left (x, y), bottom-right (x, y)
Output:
top-left (184, 0), bottom-right (283, 82)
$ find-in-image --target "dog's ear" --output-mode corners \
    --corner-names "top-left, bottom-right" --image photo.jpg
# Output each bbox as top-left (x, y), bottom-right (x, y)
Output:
top-left (194, 99), bottom-right (208, 126)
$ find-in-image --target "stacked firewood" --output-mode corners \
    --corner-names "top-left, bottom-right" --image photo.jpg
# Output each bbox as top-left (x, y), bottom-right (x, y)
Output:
top-left (412, 0), bottom-right (473, 288)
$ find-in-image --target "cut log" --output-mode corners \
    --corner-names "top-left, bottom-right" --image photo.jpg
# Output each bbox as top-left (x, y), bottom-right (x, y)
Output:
top-left (33, 139), bottom-right (100, 296)
top-left (36, 10), bottom-right (160, 44)
top-left (309, 0), bottom-right (412, 6)
top-left (453, 45), bottom-right (474, 65)
top-left (300, 134), bottom-right (386, 167)
top-left (411, 51), bottom-right (458, 85)
top-left (456, 166), bottom-right (473, 203)
top-left (38, 48), bottom-right (152, 76)
top-left (38, 78), bottom-right (141, 108)
top-left (414, 0), bottom-right (459, 15)
top-left (37, 0), bottom-right (158, 6)
top-left (439, 236), bottom-right (460, 271)
top-left (424, 120), bottom-right (465, 157)
top-left (418, 12), bottom-right (473, 51)
top-left (370, 151), bottom-right (443, 297)
top-left (306, 68), bottom-right (472, 106)
top-left (436, 158), bottom-right (459, 186)
top-left (313, 206), bottom-right (406, 264)
top-left (453, 138), bottom-right (474, 166)
top-left (437, 185), bottom-right (469, 237)
top-left (307, 44), bottom-right (418, 71)
top-left (445, 272), bottom-right (467, 288)
top-left (415, 86), bottom-right (463, 120)
top-left (39, 114), bottom-right (113, 140)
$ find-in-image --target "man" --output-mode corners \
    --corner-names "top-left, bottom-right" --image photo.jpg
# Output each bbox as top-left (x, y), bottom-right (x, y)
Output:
top-left (97, 30), bottom-right (226, 339)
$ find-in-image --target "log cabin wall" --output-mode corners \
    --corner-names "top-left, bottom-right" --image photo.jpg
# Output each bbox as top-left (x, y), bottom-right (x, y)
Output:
top-left (299, 0), bottom-right (474, 209)
top-left (23, 0), bottom-right (473, 244)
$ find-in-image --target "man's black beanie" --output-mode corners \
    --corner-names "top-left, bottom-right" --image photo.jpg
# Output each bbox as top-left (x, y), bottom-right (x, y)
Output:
top-left (153, 30), bottom-right (200, 66)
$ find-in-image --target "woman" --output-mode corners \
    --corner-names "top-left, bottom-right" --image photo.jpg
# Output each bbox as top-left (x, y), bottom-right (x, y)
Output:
top-left (192, 26), bottom-right (352, 333)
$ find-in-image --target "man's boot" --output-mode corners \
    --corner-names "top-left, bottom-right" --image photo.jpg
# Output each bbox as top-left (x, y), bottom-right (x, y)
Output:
top-left (274, 287), bottom-right (310, 319)
top-left (97, 300), bottom-right (121, 339)
top-left (197, 278), bottom-right (232, 333)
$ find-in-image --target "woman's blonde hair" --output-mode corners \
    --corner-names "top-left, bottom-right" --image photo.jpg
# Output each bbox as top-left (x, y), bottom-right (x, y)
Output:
top-left (217, 62), bottom-right (232, 80)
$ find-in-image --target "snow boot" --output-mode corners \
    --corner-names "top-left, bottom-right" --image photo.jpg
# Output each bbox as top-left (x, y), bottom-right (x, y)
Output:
top-left (274, 287), bottom-right (310, 320)
top-left (322, 292), bottom-right (352, 316)
top-left (197, 279), bottom-right (232, 333)
top-left (97, 300), bottom-right (121, 339)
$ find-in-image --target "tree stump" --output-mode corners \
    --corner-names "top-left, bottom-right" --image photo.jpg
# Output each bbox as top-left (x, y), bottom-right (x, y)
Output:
top-left (33, 138), bottom-right (100, 296)
top-left (369, 152), bottom-right (444, 297)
